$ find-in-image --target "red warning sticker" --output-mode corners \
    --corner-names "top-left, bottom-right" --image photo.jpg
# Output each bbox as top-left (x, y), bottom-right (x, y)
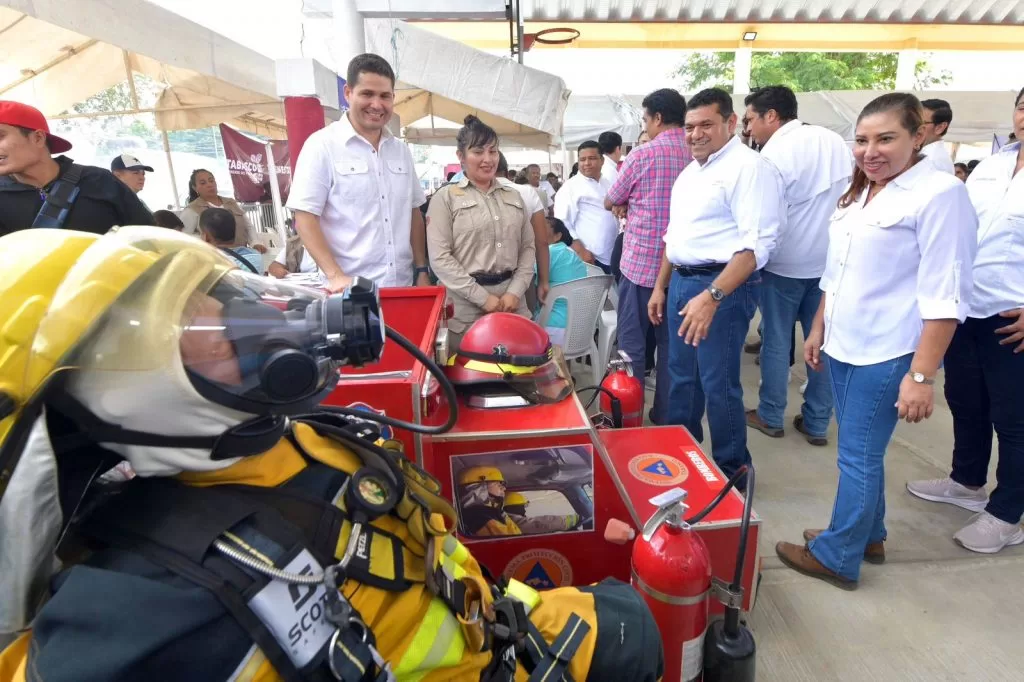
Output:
top-left (627, 453), bottom-right (689, 486)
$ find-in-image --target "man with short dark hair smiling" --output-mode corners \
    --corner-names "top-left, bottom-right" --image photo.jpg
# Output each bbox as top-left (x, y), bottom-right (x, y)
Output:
top-left (648, 88), bottom-right (782, 483)
top-left (287, 53), bottom-right (429, 292)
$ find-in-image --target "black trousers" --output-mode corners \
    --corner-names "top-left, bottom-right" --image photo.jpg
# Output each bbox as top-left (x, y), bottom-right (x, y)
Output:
top-left (945, 315), bottom-right (1024, 524)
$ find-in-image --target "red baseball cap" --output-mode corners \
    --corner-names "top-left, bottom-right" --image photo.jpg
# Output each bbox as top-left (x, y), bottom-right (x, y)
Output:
top-left (0, 101), bottom-right (72, 154)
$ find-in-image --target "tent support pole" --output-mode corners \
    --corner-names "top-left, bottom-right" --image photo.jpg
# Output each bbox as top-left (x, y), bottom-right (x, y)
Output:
top-left (561, 139), bottom-right (568, 180)
top-left (122, 50), bottom-right (140, 110)
top-left (163, 131), bottom-right (181, 209)
top-left (265, 142), bottom-right (287, 247)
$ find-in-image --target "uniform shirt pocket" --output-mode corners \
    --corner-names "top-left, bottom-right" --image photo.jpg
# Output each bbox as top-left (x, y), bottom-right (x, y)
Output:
top-left (386, 159), bottom-right (410, 200)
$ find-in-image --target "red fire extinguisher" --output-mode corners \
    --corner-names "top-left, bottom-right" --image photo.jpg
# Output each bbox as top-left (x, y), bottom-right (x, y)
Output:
top-left (599, 350), bottom-right (645, 428)
top-left (632, 488), bottom-right (712, 682)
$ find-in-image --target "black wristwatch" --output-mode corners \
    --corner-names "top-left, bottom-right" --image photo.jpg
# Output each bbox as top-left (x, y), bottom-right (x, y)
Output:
top-left (707, 284), bottom-right (726, 302)
top-left (414, 266), bottom-right (430, 275)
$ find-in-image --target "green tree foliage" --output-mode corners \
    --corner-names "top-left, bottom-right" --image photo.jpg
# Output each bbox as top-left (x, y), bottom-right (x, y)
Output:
top-left (675, 52), bottom-right (952, 93)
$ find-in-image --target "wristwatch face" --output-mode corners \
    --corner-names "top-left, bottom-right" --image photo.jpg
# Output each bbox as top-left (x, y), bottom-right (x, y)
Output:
top-left (708, 286), bottom-right (725, 301)
top-left (911, 372), bottom-right (924, 382)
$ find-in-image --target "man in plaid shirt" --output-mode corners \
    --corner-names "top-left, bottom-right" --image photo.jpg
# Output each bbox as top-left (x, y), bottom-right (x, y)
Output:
top-left (605, 89), bottom-right (693, 423)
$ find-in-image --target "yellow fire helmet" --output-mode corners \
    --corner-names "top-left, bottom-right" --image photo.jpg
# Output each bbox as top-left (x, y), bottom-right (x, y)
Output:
top-left (457, 465), bottom-right (505, 487)
top-left (0, 226), bottom-right (360, 496)
top-left (503, 492), bottom-right (528, 507)
top-left (0, 229), bottom-right (101, 457)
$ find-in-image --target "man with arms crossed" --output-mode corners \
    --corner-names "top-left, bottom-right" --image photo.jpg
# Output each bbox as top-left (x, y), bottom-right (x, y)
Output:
top-left (287, 53), bottom-right (429, 291)
top-left (555, 141), bottom-right (619, 274)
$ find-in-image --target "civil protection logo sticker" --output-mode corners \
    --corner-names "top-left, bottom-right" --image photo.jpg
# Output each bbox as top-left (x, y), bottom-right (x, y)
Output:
top-left (504, 549), bottom-right (574, 590)
top-left (628, 453), bottom-right (689, 486)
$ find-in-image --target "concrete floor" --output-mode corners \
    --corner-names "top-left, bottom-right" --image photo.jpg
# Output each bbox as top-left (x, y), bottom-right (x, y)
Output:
top-left (624, 331), bottom-right (1023, 682)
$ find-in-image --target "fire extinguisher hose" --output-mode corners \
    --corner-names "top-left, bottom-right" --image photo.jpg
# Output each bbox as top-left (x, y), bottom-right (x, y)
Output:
top-left (684, 463), bottom-right (755, 637)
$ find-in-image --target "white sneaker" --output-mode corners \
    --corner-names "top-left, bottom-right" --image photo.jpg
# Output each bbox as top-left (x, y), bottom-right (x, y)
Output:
top-left (799, 379), bottom-right (808, 395)
top-left (906, 477), bottom-right (989, 512)
top-left (953, 512), bottom-right (1024, 554)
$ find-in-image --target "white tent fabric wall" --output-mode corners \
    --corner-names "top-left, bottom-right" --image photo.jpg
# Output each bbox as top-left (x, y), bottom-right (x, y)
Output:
top-left (0, 0), bottom-right (287, 137)
top-left (364, 18), bottom-right (570, 150)
top-left (561, 95), bottom-right (644, 149)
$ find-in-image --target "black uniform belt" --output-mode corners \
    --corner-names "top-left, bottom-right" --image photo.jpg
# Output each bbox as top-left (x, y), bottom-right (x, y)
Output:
top-left (471, 271), bottom-right (514, 286)
top-left (674, 263), bottom-right (726, 277)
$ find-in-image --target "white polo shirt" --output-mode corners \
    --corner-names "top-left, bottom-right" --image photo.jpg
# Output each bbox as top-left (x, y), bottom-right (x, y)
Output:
top-left (964, 141), bottom-right (1024, 319)
top-left (553, 172), bottom-right (619, 265)
top-left (820, 160), bottom-right (977, 366)
top-left (759, 120), bottom-right (853, 279)
top-left (601, 156), bottom-right (620, 186)
top-left (664, 136), bottom-right (783, 271)
top-left (921, 140), bottom-right (955, 174)
top-left (286, 113), bottom-right (426, 287)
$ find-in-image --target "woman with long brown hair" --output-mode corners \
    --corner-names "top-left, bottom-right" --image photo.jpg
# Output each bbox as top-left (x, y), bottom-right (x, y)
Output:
top-left (775, 93), bottom-right (978, 589)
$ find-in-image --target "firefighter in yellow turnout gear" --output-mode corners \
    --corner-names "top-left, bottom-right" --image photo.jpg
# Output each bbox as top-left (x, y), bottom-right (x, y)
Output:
top-left (503, 493), bottom-right (581, 535)
top-left (0, 228), bottom-right (664, 682)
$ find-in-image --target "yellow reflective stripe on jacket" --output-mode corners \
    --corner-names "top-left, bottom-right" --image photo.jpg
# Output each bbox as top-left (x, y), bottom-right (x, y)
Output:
top-left (504, 579), bottom-right (540, 615)
top-left (394, 598), bottom-right (465, 682)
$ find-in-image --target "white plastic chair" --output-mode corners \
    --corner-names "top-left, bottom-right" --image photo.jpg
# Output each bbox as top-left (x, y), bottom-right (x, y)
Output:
top-left (536, 275), bottom-right (613, 386)
top-left (581, 265), bottom-right (619, 373)
top-left (584, 263), bottom-right (618, 310)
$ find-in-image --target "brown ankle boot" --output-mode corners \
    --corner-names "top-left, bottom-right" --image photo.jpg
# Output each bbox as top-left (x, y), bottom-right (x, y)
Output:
top-left (803, 529), bottom-right (885, 564)
top-left (775, 541), bottom-right (858, 591)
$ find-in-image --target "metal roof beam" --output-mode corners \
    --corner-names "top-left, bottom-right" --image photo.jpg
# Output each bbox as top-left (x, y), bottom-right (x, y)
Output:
top-left (353, 0), bottom-right (507, 20)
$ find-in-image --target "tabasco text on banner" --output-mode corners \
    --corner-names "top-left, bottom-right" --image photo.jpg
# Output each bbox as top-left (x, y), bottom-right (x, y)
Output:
top-left (219, 124), bottom-right (291, 203)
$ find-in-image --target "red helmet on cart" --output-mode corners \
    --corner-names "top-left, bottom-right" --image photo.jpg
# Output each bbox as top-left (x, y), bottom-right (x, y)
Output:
top-left (445, 313), bottom-right (573, 404)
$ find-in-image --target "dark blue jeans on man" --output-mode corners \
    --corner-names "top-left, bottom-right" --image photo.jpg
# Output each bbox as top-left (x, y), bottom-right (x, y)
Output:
top-left (665, 269), bottom-right (760, 478)
top-left (617, 275), bottom-right (670, 423)
top-left (757, 271), bottom-right (833, 436)
top-left (945, 315), bottom-right (1024, 525)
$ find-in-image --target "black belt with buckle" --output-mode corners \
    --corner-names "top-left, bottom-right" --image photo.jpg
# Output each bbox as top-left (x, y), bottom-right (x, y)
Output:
top-left (674, 263), bottom-right (727, 277)
top-left (471, 270), bottom-right (514, 286)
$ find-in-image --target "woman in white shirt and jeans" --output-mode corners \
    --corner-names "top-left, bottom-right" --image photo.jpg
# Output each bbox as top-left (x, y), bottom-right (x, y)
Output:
top-left (776, 93), bottom-right (978, 589)
top-left (907, 87), bottom-right (1024, 554)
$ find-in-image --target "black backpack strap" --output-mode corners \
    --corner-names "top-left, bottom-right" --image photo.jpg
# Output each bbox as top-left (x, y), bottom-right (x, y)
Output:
top-left (85, 519), bottom-right (315, 682)
top-left (32, 164), bottom-right (85, 229)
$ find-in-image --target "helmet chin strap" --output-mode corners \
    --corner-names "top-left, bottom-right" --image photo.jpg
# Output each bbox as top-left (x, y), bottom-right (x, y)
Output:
top-left (46, 391), bottom-right (287, 462)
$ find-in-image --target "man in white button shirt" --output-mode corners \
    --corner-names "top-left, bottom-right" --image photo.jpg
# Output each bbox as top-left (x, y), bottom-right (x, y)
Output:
top-left (919, 98), bottom-right (955, 174)
top-left (598, 131), bottom-right (623, 186)
top-left (648, 88), bottom-right (782, 483)
top-left (554, 141), bottom-right (619, 274)
top-left (908, 87), bottom-right (1024, 554)
top-left (287, 54), bottom-right (429, 292)
top-left (742, 86), bottom-right (854, 447)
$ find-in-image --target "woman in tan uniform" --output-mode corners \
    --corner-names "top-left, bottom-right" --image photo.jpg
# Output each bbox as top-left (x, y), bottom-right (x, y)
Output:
top-left (427, 116), bottom-right (536, 350)
top-left (178, 169), bottom-right (265, 253)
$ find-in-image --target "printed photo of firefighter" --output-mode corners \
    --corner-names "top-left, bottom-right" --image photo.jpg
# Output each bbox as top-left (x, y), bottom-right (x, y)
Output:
top-left (453, 447), bottom-right (594, 538)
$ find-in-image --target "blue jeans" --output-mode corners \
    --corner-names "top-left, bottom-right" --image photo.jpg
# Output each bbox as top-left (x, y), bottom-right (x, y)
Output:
top-left (809, 353), bottom-right (912, 581)
top-left (616, 275), bottom-right (670, 422)
top-left (946, 315), bottom-right (1024, 525)
top-left (665, 271), bottom-right (759, 479)
top-left (757, 271), bottom-right (834, 435)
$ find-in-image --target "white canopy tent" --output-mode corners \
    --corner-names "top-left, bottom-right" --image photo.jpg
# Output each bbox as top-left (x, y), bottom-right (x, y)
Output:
top-left (0, 0), bottom-right (287, 137)
top-left (364, 18), bottom-right (570, 150)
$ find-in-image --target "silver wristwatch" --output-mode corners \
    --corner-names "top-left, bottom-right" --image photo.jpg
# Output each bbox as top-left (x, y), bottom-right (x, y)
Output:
top-left (908, 371), bottom-right (935, 385)
top-left (707, 285), bottom-right (725, 302)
